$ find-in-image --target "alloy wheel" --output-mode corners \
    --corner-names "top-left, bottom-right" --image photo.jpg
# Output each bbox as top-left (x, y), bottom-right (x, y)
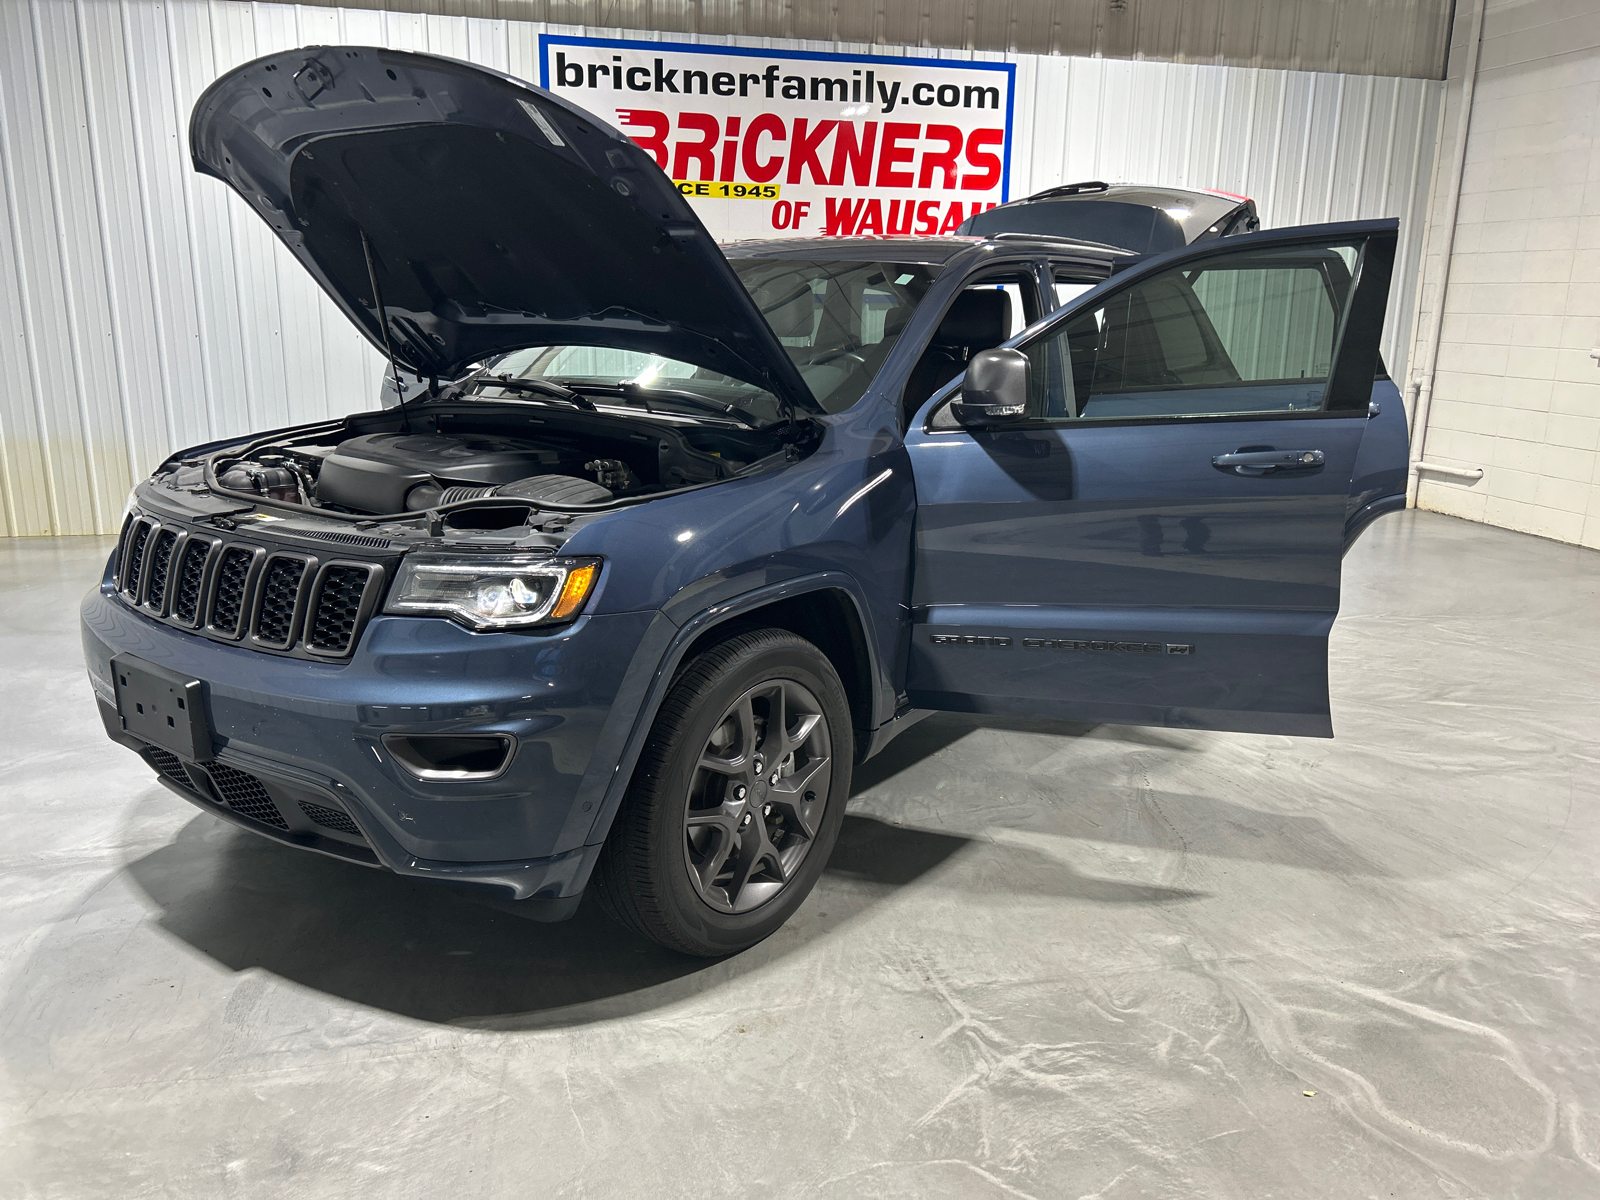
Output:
top-left (682, 677), bottom-right (832, 914)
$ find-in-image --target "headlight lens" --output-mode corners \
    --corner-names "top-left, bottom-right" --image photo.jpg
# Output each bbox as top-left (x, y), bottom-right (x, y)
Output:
top-left (385, 554), bottom-right (600, 630)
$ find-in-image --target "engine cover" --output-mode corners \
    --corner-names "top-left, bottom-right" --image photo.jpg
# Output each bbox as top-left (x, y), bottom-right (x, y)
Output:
top-left (316, 432), bottom-right (583, 513)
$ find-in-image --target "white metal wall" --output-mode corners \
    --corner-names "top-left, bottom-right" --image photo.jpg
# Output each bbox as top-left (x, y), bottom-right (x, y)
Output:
top-left (1408, 0), bottom-right (1600, 549)
top-left (0, 0), bottom-right (1441, 536)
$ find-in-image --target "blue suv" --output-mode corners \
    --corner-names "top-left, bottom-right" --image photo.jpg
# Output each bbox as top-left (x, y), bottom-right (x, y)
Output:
top-left (82, 48), bottom-right (1409, 955)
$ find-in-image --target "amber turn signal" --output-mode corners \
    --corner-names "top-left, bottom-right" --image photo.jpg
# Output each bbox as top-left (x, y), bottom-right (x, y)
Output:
top-left (550, 562), bottom-right (598, 621)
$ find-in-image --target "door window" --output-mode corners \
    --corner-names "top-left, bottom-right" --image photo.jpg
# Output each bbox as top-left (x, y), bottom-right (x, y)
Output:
top-left (1026, 242), bottom-right (1358, 421)
top-left (903, 269), bottom-right (1043, 425)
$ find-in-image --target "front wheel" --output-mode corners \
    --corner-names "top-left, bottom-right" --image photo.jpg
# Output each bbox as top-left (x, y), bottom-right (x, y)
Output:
top-left (592, 628), bottom-right (853, 956)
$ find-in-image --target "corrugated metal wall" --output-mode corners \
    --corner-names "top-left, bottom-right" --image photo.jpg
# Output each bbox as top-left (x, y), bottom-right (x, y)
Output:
top-left (0, 0), bottom-right (1441, 536)
top-left (278, 0), bottom-right (1456, 80)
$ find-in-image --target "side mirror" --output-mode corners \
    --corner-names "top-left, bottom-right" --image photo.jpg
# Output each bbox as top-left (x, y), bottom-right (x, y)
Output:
top-left (378, 368), bottom-right (431, 410)
top-left (951, 348), bottom-right (1030, 428)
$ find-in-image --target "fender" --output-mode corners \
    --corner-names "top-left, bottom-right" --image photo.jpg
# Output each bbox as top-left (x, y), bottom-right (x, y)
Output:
top-left (543, 571), bottom-right (886, 873)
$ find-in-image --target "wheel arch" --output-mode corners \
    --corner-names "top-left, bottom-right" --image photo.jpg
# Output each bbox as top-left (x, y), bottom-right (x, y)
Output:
top-left (576, 572), bottom-right (885, 853)
top-left (674, 588), bottom-right (875, 739)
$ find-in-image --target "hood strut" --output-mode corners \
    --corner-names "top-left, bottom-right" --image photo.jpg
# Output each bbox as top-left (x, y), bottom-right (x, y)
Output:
top-left (360, 228), bottom-right (412, 433)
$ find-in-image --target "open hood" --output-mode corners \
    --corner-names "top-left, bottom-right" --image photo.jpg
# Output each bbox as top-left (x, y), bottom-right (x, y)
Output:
top-left (190, 47), bottom-right (817, 414)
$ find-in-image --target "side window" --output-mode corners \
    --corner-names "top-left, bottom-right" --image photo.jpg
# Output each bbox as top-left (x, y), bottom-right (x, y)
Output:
top-left (1027, 242), bottom-right (1357, 422)
top-left (1051, 263), bottom-right (1100, 310)
top-left (903, 269), bottom-right (1043, 427)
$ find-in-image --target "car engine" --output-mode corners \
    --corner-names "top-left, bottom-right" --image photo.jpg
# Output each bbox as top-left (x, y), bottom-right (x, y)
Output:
top-left (312, 432), bottom-right (613, 513)
top-left (201, 403), bottom-right (782, 526)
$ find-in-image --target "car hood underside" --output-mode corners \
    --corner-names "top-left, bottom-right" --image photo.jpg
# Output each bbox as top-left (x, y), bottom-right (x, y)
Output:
top-left (189, 46), bottom-right (816, 413)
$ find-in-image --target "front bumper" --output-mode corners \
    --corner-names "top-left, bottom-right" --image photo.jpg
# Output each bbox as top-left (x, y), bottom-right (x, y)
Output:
top-left (82, 580), bottom-right (654, 901)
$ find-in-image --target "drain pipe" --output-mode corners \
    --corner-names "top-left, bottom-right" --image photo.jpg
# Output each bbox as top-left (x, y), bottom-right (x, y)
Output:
top-left (1407, 0), bottom-right (1488, 507)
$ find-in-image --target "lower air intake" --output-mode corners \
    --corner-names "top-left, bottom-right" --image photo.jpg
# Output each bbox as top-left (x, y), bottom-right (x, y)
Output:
top-left (144, 746), bottom-right (190, 787)
top-left (299, 801), bottom-right (362, 836)
top-left (204, 762), bottom-right (288, 829)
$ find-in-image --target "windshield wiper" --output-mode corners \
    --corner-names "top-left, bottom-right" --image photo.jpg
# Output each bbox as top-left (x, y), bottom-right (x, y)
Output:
top-left (553, 380), bottom-right (764, 429)
top-left (467, 374), bottom-right (597, 411)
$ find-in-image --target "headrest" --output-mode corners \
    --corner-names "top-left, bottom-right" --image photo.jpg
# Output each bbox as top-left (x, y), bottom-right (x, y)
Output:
top-left (934, 288), bottom-right (1011, 348)
top-left (757, 285), bottom-right (816, 338)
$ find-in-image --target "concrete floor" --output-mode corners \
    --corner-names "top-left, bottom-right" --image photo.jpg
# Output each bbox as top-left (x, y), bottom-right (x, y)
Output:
top-left (3, 511), bottom-right (1598, 1199)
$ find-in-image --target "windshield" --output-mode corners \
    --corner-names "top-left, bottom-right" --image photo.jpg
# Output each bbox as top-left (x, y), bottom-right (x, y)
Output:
top-left (467, 258), bottom-right (940, 420)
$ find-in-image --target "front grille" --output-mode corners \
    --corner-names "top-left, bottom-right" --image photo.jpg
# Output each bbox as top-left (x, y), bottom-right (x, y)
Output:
top-left (299, 800), bottom-right (361, 835)
top-left (204, 762), bottom-right (289, 829)
top-left (143, 529), bottom-right (178, 611)
top-left (254, 557), bottom-right (306, 646)
top-left (144, 746), bottom-right (190, 786)
top-left (209, 546), bottom-right (254, 636)
top-left (116, 518), bottom-right (384, 660)
top-left (307, 565), bottom-right (369, 655)
top-left (172, 539), bottom-right (211, 625)
top-left (124, 521), bottom-right (151, 599)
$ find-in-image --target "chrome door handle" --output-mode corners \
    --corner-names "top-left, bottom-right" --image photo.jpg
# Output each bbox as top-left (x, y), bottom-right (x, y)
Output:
top-left (1211, 449), bottom-right (1325, 476)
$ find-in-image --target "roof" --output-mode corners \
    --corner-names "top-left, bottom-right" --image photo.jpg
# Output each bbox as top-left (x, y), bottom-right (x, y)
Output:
top-left (966, 182), bottom-right (1254, 249)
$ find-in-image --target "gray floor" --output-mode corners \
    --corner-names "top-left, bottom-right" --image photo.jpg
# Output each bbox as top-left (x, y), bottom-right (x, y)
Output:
top-left (3, 511), bottom-right (1598, 1199)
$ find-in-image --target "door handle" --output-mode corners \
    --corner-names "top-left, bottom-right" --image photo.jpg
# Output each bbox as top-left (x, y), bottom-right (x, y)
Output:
top-left (1212, 449), bottom-right (1325, 476)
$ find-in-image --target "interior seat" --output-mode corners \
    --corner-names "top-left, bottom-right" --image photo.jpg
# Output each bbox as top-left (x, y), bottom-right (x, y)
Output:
top-left (903, 289), bottom-right (1013, 423)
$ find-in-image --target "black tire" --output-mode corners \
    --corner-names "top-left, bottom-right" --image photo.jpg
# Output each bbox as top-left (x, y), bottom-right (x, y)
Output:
top-left (592, 628), bottom-right (854, 956)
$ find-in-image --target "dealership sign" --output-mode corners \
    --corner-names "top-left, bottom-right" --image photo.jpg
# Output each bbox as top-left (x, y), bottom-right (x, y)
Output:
top-left (539, 36), bottom-right (1014, 242)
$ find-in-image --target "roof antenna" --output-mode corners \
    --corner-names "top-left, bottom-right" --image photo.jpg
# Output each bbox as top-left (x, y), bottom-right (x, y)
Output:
top-left (360, 228), bottom-right (411, 433)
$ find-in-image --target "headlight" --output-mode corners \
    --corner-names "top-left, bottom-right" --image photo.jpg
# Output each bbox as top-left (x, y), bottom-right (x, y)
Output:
top-left (385, 554), bottom-right (600, 630)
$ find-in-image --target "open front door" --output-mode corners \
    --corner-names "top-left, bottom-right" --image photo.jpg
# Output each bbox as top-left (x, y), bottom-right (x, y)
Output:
top-left (903, 220), bottom-right (1397, 737)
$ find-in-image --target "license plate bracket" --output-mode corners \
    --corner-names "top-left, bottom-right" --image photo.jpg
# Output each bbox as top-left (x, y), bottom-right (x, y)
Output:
top-left (111, 654), bottom-right (213, 762)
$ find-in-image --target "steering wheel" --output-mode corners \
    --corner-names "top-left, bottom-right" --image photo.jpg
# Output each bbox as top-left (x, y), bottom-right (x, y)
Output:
top-left (807, 347), bottom-right (869, 371)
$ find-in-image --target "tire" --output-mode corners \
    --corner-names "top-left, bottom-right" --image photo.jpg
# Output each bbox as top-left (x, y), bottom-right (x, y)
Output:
top-left (592, 628), bottom-right (854, 956)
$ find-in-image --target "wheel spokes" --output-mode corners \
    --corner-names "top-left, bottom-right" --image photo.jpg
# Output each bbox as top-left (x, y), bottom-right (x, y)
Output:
top-left (765, 756), bottom-right (829, 841)
top-left (685, 803), bottom-right (741, 893)
top-left (777, 711), bottom-right (822, 761)
top-left (761, 682), bottom-right (787, 761)
top-left (682, 674), bottom-right (832, 914)
top-left (726, 820), bottom-right (786, 904)
top-left (698, 695), bottom-right (757, 775)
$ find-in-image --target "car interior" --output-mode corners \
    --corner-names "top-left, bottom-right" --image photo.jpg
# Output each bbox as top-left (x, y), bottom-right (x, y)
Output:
top-left (902, 275), bottom-right (1038, 424)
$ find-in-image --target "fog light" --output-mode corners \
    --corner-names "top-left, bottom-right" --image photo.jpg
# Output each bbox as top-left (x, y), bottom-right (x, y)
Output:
top-left (382, 734), bottom-right (515, 781)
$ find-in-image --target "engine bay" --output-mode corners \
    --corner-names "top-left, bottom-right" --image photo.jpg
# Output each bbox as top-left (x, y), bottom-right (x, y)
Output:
top-left (183, 400), bottom-right (808, 544)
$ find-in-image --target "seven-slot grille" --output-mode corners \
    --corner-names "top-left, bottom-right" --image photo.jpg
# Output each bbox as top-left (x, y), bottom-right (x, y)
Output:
top-left (306, 565), bottom-right (369, 655)
top-left (116, 516), bottom-right (383, 659)
top-left (123, 521), bottom-right (151, 601)
top-left (208, 546), bottom-right (254, 636)
top-left (253, 556), bottom-right (308, 647)
top-left (171, 538), bottom-right (212, 625)
top-left (142, 529), bottom-right (178, 613)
